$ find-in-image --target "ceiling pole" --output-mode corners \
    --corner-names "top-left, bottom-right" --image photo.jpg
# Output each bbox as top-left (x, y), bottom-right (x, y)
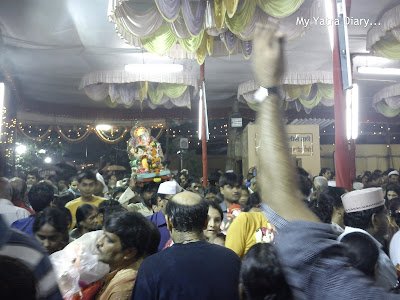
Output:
top-left (200, 63), bottom-right (208, 187)
top-left (332, 0), bottom-right (352, 190)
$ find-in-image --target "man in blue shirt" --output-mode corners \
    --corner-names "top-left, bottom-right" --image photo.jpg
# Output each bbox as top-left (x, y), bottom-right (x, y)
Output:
top-left (132, 191), bottom-right (241, 300)
top-left (12, 181), bottom-right (54, 236)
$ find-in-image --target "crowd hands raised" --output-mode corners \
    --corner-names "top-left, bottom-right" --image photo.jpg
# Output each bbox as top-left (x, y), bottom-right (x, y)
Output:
top-left (2, 25), bottom-right (400, 300)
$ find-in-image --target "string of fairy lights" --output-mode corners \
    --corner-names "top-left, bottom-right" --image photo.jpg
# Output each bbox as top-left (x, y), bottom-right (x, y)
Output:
top-left (168, 123), bottom-right (230, 146)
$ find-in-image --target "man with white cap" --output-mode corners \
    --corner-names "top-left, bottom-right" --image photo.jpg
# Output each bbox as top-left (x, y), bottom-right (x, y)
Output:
top-left (338, 187), bottom-right (397, 289)
top-left (388, 170), bottom-right (399, 184)
top-left (146, 180), bottom-right (183, 252)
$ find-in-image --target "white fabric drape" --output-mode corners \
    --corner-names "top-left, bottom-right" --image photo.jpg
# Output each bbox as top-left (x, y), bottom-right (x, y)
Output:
top-left (237, 72), bottom-right (334, 97)
top-left (80, 70), bottom-right (197, 109)
top-left (79, 70), bottom-right (198, 90)
top-left (238, 73), bottom-right (334, 110)
top-left (373, 82), bottom-right (400, 109)
top-left (367, 5), bottom-right (400, 49)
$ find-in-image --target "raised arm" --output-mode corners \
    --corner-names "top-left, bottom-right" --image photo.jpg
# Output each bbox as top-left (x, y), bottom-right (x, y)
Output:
top-left (252, 25), bottom-right (319, 223)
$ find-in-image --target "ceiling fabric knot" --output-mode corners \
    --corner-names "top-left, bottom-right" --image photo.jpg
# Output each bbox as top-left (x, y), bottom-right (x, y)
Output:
top-left (373, 83), bottom-right (400, 117)
top-left (238, 74), bottom-right (334, 112)
top-left (108, 0), bottom-right (315, 63)
top-left (367, 5), bottom-right (400, 60)
top-left (80, 70), bottom-right (197, 110)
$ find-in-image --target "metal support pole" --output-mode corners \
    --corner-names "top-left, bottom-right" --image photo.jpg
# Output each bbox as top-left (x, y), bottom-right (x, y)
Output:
top-left (332, 0), bottom-right (352, 190)
top-left (200, 63), bottom-right (208, 187)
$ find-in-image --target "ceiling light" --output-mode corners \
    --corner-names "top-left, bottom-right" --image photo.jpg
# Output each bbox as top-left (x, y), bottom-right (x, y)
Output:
top-left (124, 64), bottom-right (183, 73)
top-left (38, 149), bottom-right (46, 154)
top-left (96, 125), bottom-right (112, 131)
top-left (357, 67), bottom-right (400, 75)
top-left (0, 83), bottom-right (4, 135)
top-left (16, 144), bottom-right (27, 155)
top-left (44, 157), bottom-right (52, 164)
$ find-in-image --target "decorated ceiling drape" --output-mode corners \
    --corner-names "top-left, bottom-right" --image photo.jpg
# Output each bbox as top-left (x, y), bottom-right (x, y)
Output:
top-left (367, 5), bottom-right (400, 60)
top-left (373, 82), bottom-right (400, 117)
top-left (79, 70), bottom-right (198, 109)
top-left (238, 72), bottom-right (334, 112)
top-left (108, 0), bottom-right (318, 64)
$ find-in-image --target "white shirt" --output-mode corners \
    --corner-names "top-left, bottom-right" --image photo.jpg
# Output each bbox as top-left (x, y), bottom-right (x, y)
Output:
top-left (0, 198), bottom-right (31, 226)
top-left (389, 230), bottom-right (400, 267)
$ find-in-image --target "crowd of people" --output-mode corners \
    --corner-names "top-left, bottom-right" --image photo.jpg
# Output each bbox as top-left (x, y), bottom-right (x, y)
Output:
top-left (2, 25), bottom-right (400, 300)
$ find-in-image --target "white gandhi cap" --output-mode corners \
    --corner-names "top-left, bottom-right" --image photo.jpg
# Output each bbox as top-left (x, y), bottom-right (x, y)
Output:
top-left (341, 187), bottom-right (385, 213)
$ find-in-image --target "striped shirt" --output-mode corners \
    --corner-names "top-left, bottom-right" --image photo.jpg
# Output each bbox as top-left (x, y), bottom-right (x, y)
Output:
top-left (0, 216), bottom-right (62, 300)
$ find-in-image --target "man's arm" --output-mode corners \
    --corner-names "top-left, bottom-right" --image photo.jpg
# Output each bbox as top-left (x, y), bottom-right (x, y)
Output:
top-left (252, 25), bottom-right (319, 223)
top-left (118, 176), bottom-right (137, 207)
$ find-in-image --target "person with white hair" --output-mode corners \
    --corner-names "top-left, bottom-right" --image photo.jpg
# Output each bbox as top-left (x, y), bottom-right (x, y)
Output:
top-left (313, 176), bottom-right (328, 190)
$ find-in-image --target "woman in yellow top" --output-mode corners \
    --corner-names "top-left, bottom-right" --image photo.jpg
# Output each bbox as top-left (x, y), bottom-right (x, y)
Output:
top-left (225, 192), bottom-right (276, 258)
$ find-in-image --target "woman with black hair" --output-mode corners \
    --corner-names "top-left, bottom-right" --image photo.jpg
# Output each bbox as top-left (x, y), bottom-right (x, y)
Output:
top-left (239, 243), bottom-right (292, 300)
top-left (385, 184), bottom-right (400, 207)
top-left (204, 201), bottom-right (224, 245)
top-left (69, 203), bottom-right (98, 239)
top-left (33, 207), bottom-right (70, 254)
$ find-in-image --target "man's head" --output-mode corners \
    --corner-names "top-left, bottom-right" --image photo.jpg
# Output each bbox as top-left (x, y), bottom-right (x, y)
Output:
top-left (28, 181), bottom-right (55, 212)
top-left (156, 181), bottom-right (182, 214)
top-left (69, 177), bottom-right (79, 192)
top-left (26, 170), bottom-right (40, 187)
top-left (219, 172), bottom-right (242, 204)
top-left (340, 232), bottom-right (379, 278)
top-left (96, 212), bottom-right (155, 269)
top-left (186, 177), bottom-right (203, 195)
top-left (342, 188), bottom-right (388, 242)
top-left (140, 182), bottom-right (158, 206)
top-left (313, 176), bottom-right (328, 191)
top-left (319, 168), bottom-right (331, 181)
top-left (204, 186), bottom-right (219, 202)
top-left (0, 178), bottom-right (12, 200)
top-left (77, 171), bottom-right (97, 198)
top-left (97, 200), bottom-right (126, 226)
top-left (57, 179), bottom-right (68, 193)
top-left (366, 172), bottom-right (383, 187)
top-left (166, 191), bottom-right (209, 235)
top-left (388, 170), bottom-right (399, 183)
top-left (9, 177), bottom-right (27, 203)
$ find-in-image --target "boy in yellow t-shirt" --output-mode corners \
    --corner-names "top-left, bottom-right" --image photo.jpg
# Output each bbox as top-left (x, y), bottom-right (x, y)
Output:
top-left (66, 171), bottom-right (105, 231)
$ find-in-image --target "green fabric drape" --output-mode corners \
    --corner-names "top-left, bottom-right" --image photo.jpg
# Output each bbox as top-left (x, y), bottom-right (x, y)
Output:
top-left (299, 94), bottom-right (322, 109)
top-left (317, 83), bottom-right (334, 99)
top-left (373, 39), bottom-right (400, 60)
top-left (214, 0), bottom-right (226, 29)
top-left (148, 83), bottom-right (188, 105)
top-left (179, 30), bottom-right (205, 53)
top-left (257, 0), bottom-right (304, 18)
top-left (246, 83), bottom-right (333, 111)
top-left (141, 26), bottom-right (177, 55)
top-left (247, 102), bottom-right (259, 111)
top-left (141, 26), bottom-right (204, 55)
top-left (285, 84), bottom-right (312, 99)
top-left (375, 101), bottom-right (400, 117)
top-left (225, 0), bottom-right (257, 34)
top-left (224, 0), bottom-right (239, 18)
